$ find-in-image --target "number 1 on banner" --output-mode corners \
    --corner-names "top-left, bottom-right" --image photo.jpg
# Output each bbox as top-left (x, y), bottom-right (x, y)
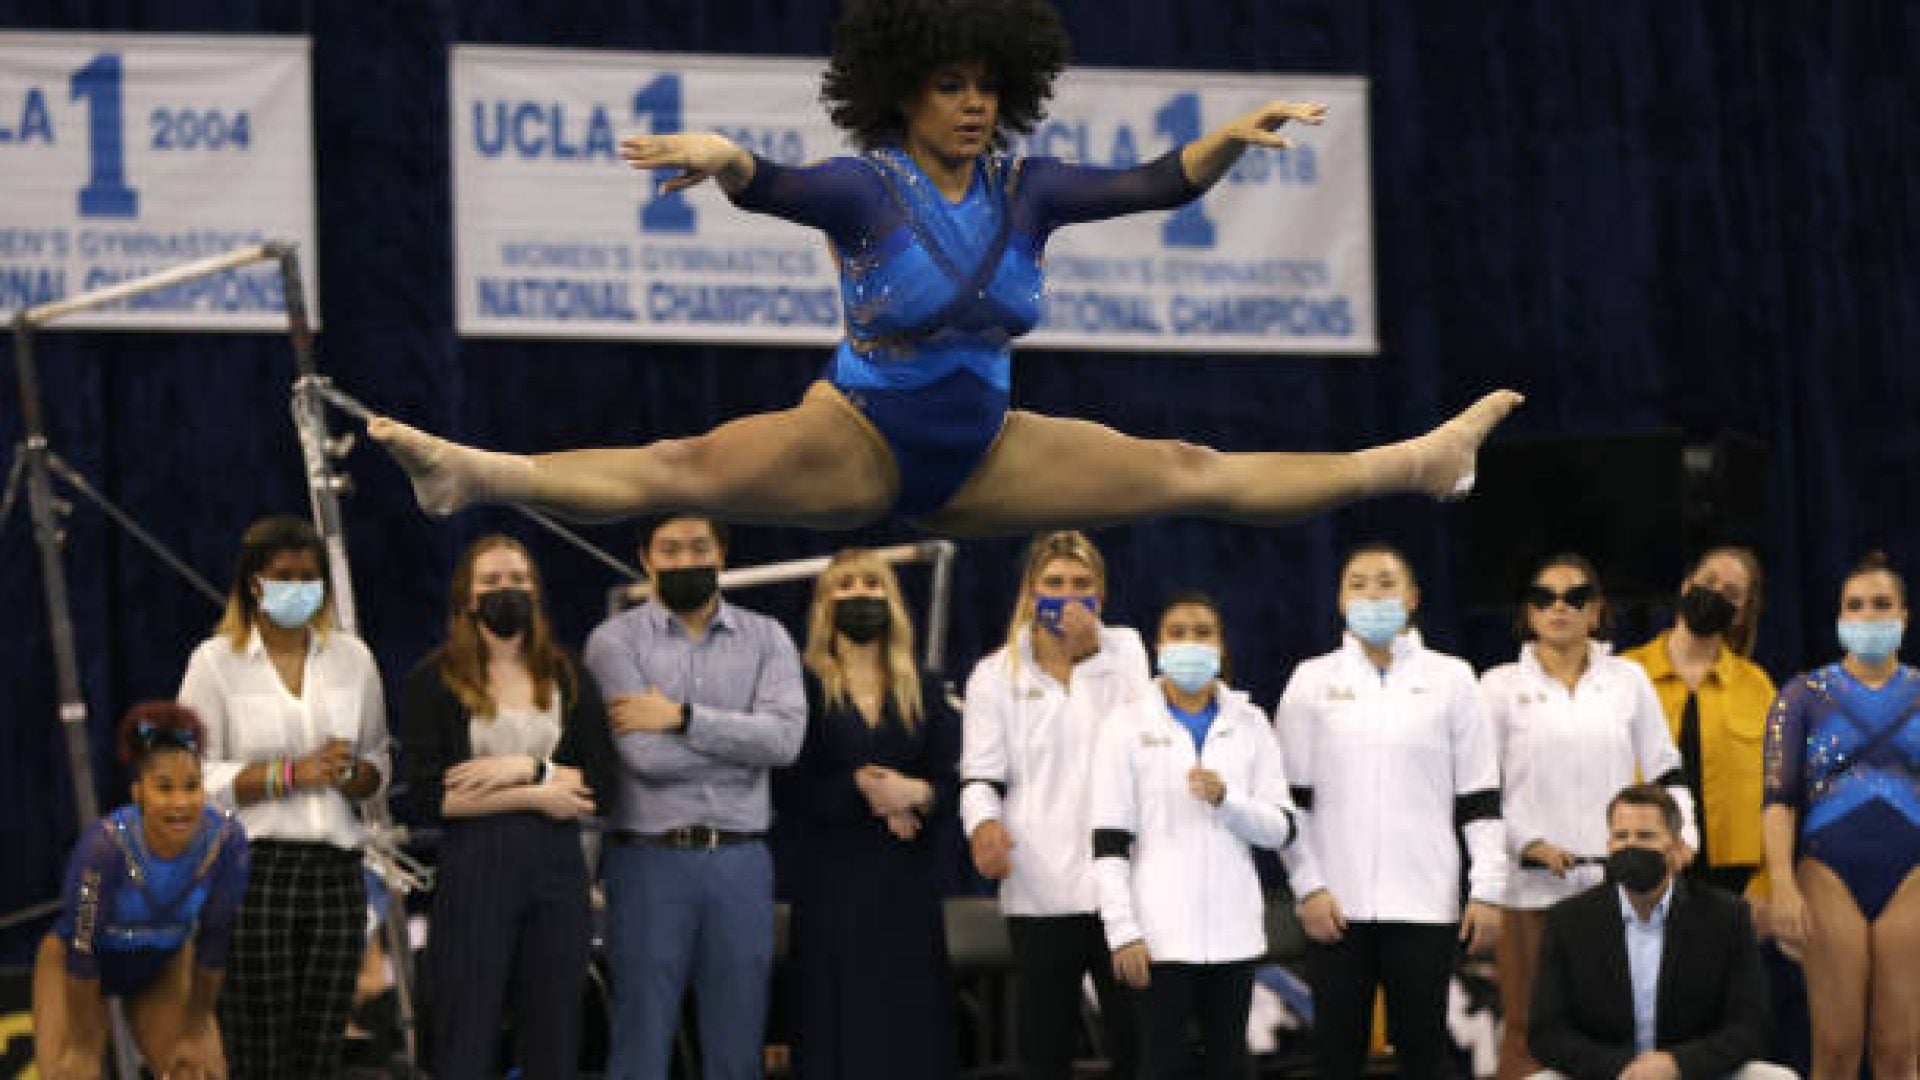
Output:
top-left (1154, 93), bottom-right (1213, 249)
top-left (634, 74), bottom-right (694, 234)
top-left (71, 52), bottom-right (139, 218)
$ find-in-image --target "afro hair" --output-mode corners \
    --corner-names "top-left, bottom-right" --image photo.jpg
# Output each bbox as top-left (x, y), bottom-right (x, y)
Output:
top-left (822, 0), bottom-right (1070, 151)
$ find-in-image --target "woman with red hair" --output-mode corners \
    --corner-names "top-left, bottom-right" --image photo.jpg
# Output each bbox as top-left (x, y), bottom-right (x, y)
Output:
top-left (400, 533), bottom-right (620, 1079)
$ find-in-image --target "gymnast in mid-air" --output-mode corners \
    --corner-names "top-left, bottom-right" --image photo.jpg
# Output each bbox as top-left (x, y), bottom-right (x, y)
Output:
top-left (370, 0), bottom-right (1521, 535)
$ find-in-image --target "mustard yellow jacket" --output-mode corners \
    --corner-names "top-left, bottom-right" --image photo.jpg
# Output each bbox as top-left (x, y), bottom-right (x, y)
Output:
top-left (1621, 632), bottom-right (1777, 872)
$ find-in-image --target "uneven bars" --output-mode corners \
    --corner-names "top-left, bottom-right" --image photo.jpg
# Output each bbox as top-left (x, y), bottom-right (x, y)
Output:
top-left (21, 243), bottom-right (277, 326)
top-left (298, 375), bottom-right (373, 421)
top-left (612, 540), bottom-right (959, 674)
top-left (615, 541), bottom-right (954, 599)
top-left (297, 376), bottom-right (648, 583)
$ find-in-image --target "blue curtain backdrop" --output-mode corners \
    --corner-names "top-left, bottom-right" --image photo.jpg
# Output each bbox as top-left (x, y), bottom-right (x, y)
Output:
top-left (1, 1), bottom-right (1914, 956)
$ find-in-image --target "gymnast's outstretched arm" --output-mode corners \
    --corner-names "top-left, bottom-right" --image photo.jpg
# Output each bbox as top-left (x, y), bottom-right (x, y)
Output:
top-left (619, 132), bottom-right (887, 249)
top-left (1022, 99), bottom-right (1328, 229)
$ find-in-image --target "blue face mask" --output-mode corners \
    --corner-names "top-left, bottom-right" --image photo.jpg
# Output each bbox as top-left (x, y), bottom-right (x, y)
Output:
top-left (1837, 618), bottom-right (1904, 662)
top-left (258, 578), bottom-right (325, 629)
top-left (1034, 594), bottom-right (1099, 637)
top-left (1345, 596), bottom-right (1408, 647)
top-left (1158, 642), bottom-right (1221, 693)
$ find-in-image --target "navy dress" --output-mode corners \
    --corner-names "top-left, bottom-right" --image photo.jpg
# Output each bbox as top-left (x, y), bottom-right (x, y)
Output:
top-left (776, 670), bottom-right (961, 1079)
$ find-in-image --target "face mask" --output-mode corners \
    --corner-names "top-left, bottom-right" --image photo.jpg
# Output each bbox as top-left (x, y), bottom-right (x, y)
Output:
top-left (1678, 585), bottom-right (1736, 638)
top-left (1604, 846), bottom-right (1669, 894)
top-left (1034, 594), bottom-right (1099, 637)
top-left (1158, 642), bottom-right (1221, 693)
top-left (475, 587), bottom-right (533, 638)
top-left (258, 579), bottom-right (325, 629)
top-left (1838, 618), bottom-right (1904, 662)
top-left (654, 566), bottom-right (719, 613)
top-left (1345, 596), bottom-right (1408, 647)
top-left (834, 595), bottom-right (891, 644)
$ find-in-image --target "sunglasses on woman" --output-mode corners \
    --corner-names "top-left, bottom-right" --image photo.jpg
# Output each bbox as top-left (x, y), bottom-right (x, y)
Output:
top-left (1524, 583), bottom-right (1595, 611)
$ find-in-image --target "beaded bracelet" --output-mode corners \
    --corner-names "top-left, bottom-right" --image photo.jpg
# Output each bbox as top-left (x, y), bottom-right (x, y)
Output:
top-left (281, 757), bottom-right (296, 796)
top-left (263, 757), bottom-right (281, 800)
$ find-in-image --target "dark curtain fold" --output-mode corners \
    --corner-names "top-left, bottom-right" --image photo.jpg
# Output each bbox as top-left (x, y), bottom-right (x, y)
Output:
top-left (2, 0), bottom-right (1914, 957)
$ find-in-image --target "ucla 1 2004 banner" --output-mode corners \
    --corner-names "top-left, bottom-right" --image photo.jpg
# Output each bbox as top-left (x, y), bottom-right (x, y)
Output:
top-left (0, 32), bottom-right (318, 330)
top-left (453, 46), bottom-right (1374, 354)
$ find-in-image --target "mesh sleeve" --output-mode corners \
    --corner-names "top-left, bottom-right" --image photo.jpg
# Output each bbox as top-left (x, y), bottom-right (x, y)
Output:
top-left (193, 822), bottom-right (251, 971)
top-left (1018, 150), bottom-right (1201, 231)
top-left (1763, 676), bottom-right (1812, 808)
top-left (726, 154), bottom-right (896, 251)
top-left (55, 823), bottom-right (120, 981)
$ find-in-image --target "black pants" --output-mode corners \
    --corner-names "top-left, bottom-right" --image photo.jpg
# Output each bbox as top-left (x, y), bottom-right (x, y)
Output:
top-left (428, 814), bottom-right (592, 1080)
top-left (1006, 915), bottom-right (1141, 1080)
top-left (1143, 962), bottom-right (1254, 1080)
top-left (220, 841), bottom-right (367, 1080)
top-left (1304, 921), bottom-right (1456, 1080)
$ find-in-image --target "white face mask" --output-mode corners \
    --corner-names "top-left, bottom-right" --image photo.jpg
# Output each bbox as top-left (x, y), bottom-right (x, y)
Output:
top-left (1837, 618), bottom-right (1904, 662)
top-left (258, 578), bottom-right (325, 628)
top-left (1158, 642), bottom-right (1221, 693)
top-left (1345, 595), bottom-right (1407, 646)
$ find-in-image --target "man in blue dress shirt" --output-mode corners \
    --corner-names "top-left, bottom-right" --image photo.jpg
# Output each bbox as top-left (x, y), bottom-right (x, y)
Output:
top-left (585, 514), bottom-right (806, 1080)
top-left (1528, 784), bottom-right (1792, 1080)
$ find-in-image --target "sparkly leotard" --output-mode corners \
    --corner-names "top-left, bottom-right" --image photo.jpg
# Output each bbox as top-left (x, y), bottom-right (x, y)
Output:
top-left (1764, 663), bottom-right (1920, 919)
top-left (51, 805), bottom-right (250, 996)
top-left (729, 147), bottom-right (1200, 517)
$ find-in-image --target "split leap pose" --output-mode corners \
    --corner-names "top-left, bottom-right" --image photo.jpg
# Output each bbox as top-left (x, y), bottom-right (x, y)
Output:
top-left (370, 0), bottom-right (1520, 535)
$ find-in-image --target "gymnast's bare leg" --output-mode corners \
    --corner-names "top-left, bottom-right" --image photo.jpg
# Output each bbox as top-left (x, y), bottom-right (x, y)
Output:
top-left (366, 386), bottom-right (1520, 535)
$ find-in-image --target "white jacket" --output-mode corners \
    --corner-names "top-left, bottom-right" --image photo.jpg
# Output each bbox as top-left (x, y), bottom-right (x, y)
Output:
top-left (1482, 642), bottom-right (1699, 910)
top-left (961, 626), bottom-right (1153, 916)
top-left (1276, 631), bottom-right (1506, 923)
top-left (1091, 684), bottom-right (1297, 963)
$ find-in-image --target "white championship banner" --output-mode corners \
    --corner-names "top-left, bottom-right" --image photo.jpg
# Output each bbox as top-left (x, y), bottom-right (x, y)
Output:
top-left (452, 46), bottom-right (1374, 354)
top-left (0, 32), bottom-right (317, 330)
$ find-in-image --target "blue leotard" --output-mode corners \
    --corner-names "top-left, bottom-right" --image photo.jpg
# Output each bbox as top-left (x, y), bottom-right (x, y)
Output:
top-left (730, 147), bottom-right (1201, 516)
top-left (1764, 663), bottom-right (1920, 919)
top-left (51, 805), bottom-right (250, 996)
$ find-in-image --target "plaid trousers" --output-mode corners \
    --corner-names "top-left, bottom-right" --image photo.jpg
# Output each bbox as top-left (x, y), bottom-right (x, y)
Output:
top-left (219, 840), bottom-right (367, 1079)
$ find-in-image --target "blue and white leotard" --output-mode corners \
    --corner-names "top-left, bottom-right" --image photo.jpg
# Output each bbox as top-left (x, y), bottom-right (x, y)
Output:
top-left (729, 146), bottom-right (1202, 517)
top-left (1764, 663), bottom-right (1920, 919)
top-left (51, 804), bottom-right (250, 996)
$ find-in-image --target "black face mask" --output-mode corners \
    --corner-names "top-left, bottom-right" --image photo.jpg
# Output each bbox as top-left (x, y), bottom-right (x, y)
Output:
top-left (1678, 585), bottom-right (1736, 638)
top-left (654, 566), bottom-right (719, 613)
top-left (833, 596), bottom-right (891, 644)
top-left (1605, 845), bottom-right (1669, 894)
top-left (475, 587), bottom-right (534, 638)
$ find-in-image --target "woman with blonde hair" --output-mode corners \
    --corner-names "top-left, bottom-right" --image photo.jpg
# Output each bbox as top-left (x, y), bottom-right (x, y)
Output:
top-left (961, 530), bottom-right (1153, 1078)
top-left (774, 548), bottom-right (960, 1078)
top-left (399, 533), bottom-right (619, 1080)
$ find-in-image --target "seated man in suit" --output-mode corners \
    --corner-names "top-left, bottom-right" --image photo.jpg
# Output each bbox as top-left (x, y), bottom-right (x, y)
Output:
top-left (1528, 783), bottom-right (1794, 1080)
